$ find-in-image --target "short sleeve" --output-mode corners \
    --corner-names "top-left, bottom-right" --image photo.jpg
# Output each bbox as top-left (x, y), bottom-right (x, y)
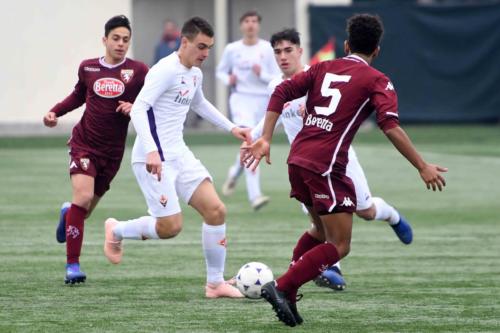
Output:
top-left (371, 75), bottom-right (399, 132)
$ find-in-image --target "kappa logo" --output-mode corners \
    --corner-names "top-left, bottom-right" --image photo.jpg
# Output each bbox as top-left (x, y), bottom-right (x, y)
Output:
top-left (84, 66), bottom-right (100, 72)
top-left (120, 69), bottom-right (134, 83)
top-left (314, 193), bottom-right (330, 199)
top-left (159, 195), bottom-right (168, 207)
top-left (385, 81), bottom-right (395, 91)
top-left (93, 77), bottom-right (124, 98)
top-left (218, 238), bottom-right (227, 248)
top-left (70, 161), bottom-right (78, 169)
top-left (340, 196), bottom-right (354, 207)
top-left (66, 225), bottom-right (80, 239)
top-left (80, 158), bottom-right (90, 171)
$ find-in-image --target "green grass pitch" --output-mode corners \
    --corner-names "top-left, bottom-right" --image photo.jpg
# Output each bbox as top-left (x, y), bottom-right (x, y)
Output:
top-left (0, 126), bottom-right (499, 332)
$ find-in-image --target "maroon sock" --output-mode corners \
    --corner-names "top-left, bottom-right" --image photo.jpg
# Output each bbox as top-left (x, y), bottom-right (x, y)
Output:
top-left (291, 232), bottom-right (323, 266)
top-left (66, 204), bottom-right (87, 264)
top-left (277, 243), bottom-right (340, 300)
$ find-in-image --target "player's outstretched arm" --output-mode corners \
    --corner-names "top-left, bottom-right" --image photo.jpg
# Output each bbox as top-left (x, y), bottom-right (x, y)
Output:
top-left (241, 110), bottom-right (280, 171)
top-left (385, 126), bottom-right (448, 191)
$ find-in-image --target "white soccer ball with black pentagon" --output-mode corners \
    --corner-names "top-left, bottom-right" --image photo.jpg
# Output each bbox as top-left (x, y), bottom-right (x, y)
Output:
top-left (236, 262), bottom-right (274, 299)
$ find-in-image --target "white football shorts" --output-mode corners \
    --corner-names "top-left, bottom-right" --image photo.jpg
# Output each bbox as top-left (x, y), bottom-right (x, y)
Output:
top-left (229, 92), bottom-right (268, 127)
top-left (132, 150), bottom-right (212, 217)
top-left (346, 147), bottom-right (373, 211)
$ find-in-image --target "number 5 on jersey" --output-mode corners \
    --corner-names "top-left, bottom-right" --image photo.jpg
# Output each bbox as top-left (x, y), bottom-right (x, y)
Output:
top-left (314, 73), bottom-right (351, 116)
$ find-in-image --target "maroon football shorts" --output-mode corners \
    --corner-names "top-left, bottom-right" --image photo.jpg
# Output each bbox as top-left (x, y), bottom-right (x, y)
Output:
top-left (68, 147), bottom-right (122, 197)
top-left (288, 164), bottom-right (356, 215)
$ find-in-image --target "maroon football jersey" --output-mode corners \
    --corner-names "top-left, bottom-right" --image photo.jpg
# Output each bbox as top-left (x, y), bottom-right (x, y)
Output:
top-left (268, 55), bottom-right (400, 175)
top-left (51, 57), bottom-right (148, 159)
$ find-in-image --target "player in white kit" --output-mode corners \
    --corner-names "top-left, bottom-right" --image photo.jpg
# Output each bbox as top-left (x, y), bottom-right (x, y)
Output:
top-left (216, 10), bottom-right (281, 210)
top-left (103, 17), bottom-right (250, 298)
top-left (247, 28), bottom-right (413, 291)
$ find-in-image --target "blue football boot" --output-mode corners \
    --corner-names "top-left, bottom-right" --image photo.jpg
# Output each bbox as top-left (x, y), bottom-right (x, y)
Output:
top-left (56, 202), bottom-right (71, 243)
top-left (314, 266), bottom-right (346, 291)
top-left (391, 214), bottom-right (413, 244)
top-left (65, 263), bottom-right (86, 285)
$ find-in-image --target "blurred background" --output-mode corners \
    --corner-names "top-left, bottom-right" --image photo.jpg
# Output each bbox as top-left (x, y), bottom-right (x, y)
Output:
top-left (0, 0), bottom-right (499, 135)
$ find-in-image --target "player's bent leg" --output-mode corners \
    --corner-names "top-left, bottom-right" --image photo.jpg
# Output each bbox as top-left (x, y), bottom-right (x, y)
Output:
top-left (370, 198), bottom-right (413, 244)
top-left (62, 174), bottom-right (94, 284)
top-left (222, 154), bottom-right (243, 196)
top-left (356, 205), bottom-right (377, 221)
top-left (312, 212), bottom-right (352, 291)
top-left (189, 179), bottom-right (243, 298)
top-left (189, 179), bottom-right (226, 226)
top-left (104, 214), bottom-right (182, 264)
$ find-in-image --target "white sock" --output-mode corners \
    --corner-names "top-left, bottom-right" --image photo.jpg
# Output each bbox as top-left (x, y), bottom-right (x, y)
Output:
top-left (245, 167), bottom-right (262, 202)
top-left (228, 154), bottom-right (243, 180)
top-left (202, 222), bottom-right (226, 284)
top-left (372, 197), bottom-right (400, 225)
top-left (113, 216), bottom-right (159, 240)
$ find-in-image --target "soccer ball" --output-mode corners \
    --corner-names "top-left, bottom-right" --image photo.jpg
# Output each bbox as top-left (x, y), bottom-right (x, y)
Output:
top-left (236, 262), bottom-right (274, 299)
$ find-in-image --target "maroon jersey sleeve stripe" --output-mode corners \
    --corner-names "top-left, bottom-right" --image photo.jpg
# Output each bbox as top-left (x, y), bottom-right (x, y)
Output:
top-left (147, 108), bottom-right (165, 161)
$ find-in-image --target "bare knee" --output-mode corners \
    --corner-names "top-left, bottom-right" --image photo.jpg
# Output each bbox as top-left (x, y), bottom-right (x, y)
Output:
top-left (72, 191), bottom-right (94, 211)
top-left (203, 202), bottom-right (226, 225)
top-left (156, 216), bottom-right (183, 239)
top-left (356, 205), bottom-right (376, 221)
top-left (325, 238), bottom-right (350, 259)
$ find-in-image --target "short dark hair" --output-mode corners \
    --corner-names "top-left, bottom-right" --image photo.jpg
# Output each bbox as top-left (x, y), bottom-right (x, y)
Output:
top-left (105, 15), bottom-right (131, 37)
top-left (346, 14), bottom-right (383, 55)
top-left (181, 17), bottom-right (214, 40)
top-left (270, 28), bottom-right (301, 48)
top-left (239, 10), bottom-right (262, 23)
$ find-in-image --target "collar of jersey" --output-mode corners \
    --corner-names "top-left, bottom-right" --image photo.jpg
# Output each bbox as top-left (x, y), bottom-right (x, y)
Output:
top-left (344, 54), bottom-right (368, 65)
top-left (99, 56), bottom-right (126, 69)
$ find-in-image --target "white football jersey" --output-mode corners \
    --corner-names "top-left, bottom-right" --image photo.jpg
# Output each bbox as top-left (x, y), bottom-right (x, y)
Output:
top-left (216, 39), bottom-right (280, 95)
top-left (251, 65), bottom-right (310, 144)
top-left (131, 52), bottom-right (234, 163)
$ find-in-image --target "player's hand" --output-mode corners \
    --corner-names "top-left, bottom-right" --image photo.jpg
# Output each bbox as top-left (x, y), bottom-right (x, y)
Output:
top-left (116, 101), bottom-right (133, 116)
top-left (419, 163), bottom-right (448, 191)
top-left (241, 138), bottom-right (271, 172)
top-left (229, 74), bottom-right (237, 86)
top-left (146, 151), bottom-right (162, 181)
top-left (231, 127), bottom-right (252, 146)
top-left (252, 64), bottom-right (261, 77)
top-left (239, 141), bottom-right (252, 166)
top-left (43, 111), bottom-right (58, 127)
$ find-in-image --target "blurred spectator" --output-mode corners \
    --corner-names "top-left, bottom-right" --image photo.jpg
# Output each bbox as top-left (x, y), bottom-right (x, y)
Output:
top-left (153, 19), bottom-right (181, 64)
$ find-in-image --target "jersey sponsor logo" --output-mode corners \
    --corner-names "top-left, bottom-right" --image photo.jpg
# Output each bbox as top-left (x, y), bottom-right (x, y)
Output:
top-left (84, 66), bottom-right (100, 72)
top-left (80, 158), bottom-right (90, 171)
top-left (385, 82), bottom-right (395, 91)
top-left (93, 77), bottom-right (125, 98)
top-left (120, 69), bottom-right (134, 83)
top-left (174, 90), bottom-right (192, 105)
top-left (314, 193), bottom-right (330, 199)
top-left (305, 114), bottom-right (333, 132)
top-left (159, 195), bottom-right (168, 207)
top-left (340, 197), bottom-right (354, 207)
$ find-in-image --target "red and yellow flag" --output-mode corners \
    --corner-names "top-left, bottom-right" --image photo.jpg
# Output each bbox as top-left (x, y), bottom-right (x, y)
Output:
top-left (310, 38), bottom-right (336, 65)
